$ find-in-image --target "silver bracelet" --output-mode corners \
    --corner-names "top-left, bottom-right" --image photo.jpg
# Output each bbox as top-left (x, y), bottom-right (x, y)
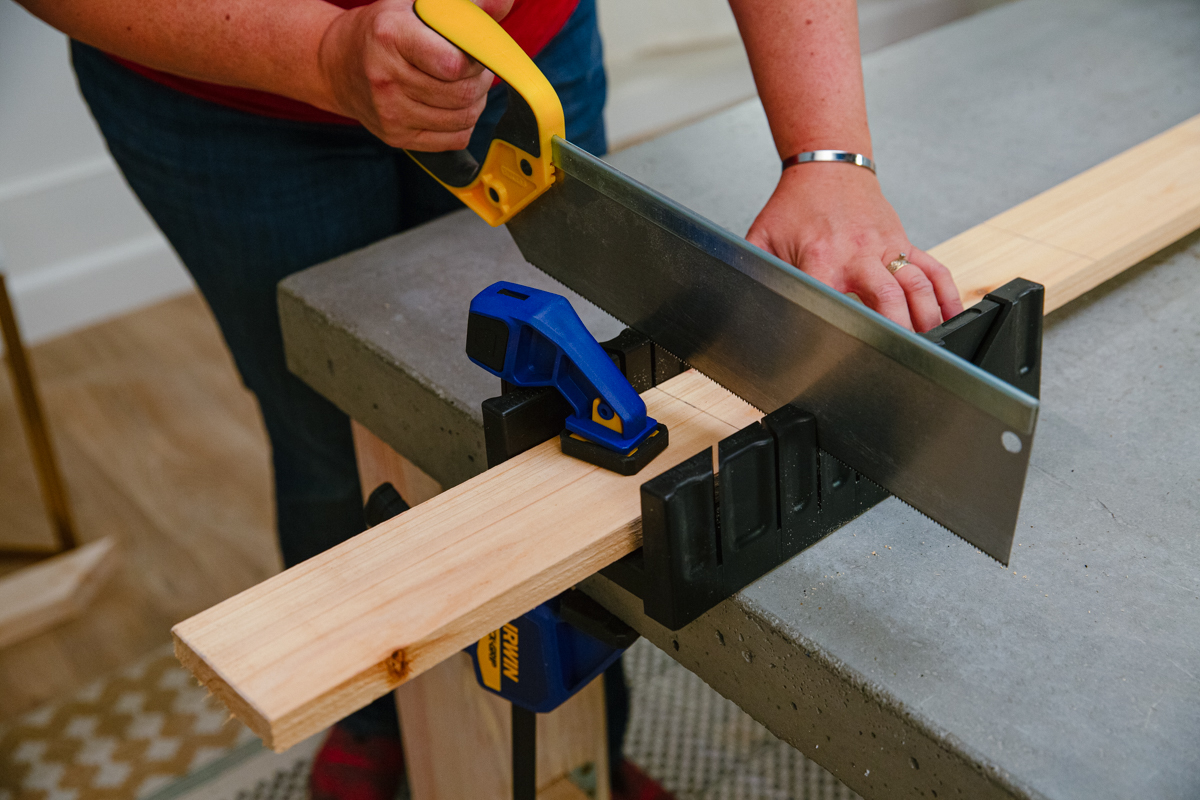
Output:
top-left (782, 150), bottom-right (877, 175)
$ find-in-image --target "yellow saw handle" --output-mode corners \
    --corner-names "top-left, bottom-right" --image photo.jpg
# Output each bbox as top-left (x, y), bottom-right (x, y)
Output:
top-left (408, 0), bottom-right (565, 226)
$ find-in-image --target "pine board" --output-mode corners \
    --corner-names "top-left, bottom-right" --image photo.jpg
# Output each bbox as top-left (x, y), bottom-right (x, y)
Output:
top-left (933, 114), bottom-right (1200, 311)
top-left (174, 371), bottom-right (759, 751)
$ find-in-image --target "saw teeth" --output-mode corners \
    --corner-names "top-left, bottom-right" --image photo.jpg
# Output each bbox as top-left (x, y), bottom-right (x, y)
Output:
top-left (827, 453), bottom-right (1012, 568)
top-left (889, 493), bottom-right (1010, 567)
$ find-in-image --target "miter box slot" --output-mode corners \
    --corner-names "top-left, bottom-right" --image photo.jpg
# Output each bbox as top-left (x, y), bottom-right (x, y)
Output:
top-left (625, 406), bottom-right (889, 631)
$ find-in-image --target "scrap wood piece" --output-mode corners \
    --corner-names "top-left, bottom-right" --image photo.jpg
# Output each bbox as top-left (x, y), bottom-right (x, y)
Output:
top-left (173, 370), bottom-right (760, 752)
top-left (175, 114), bottom-right (1200, 752)
top-left (0, 537), bottom-right (120, 649)
top-left (934, 114), bottom-right (1200, 312)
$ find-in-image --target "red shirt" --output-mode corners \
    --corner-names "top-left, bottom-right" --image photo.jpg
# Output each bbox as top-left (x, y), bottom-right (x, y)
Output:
top-left (111, 0), bottom-right (578, 125)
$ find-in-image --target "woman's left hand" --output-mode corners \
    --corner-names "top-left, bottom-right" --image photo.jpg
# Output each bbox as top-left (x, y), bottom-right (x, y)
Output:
top-left (745, 162), bottom-right (964, 333)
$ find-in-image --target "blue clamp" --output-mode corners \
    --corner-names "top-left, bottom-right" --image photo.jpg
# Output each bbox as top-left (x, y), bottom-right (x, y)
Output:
top-left (466, 281), bottom-right (668, 474)
top-left (467, 593), bottom-right (635, 713)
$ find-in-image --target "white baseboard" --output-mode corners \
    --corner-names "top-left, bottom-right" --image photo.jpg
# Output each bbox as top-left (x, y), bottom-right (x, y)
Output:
top-left (0, 152), bottom-right (195, 345)
top-left (3, 233), bottom-right (193, 345)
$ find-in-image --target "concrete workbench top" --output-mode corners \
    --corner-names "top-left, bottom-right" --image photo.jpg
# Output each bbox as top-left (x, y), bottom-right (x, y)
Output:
top-left (279, 1), bottom-right (1200, 797)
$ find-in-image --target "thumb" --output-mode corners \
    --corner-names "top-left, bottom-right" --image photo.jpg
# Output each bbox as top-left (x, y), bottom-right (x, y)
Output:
top-left (744, 223), bottom-right (776, 257)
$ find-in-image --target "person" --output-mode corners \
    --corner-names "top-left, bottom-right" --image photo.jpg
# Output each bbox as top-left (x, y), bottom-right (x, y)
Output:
top-left (16, 0), bottom-right (965, 798)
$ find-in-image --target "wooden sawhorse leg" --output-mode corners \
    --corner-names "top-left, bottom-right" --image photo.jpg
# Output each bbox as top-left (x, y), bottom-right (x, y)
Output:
top-left (352, 422), bottom-right (610, 800)
top-left (0, 272), bottom-right (76, 557)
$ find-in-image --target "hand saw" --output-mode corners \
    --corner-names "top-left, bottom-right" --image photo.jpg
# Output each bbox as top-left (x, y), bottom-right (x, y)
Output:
top-left (403, 0), bottom-right (1039, 565)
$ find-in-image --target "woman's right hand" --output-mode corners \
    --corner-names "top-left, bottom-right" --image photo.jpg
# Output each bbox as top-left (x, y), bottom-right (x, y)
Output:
top-left (318, 0), bottom-right (512, 150)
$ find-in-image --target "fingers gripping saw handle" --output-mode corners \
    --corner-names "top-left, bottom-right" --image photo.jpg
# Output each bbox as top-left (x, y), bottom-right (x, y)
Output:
top-left (407, 0), bottom-right (565, 226)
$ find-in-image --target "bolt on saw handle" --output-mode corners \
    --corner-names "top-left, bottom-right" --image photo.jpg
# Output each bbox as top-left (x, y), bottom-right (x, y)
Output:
top-left (407, 0), bottom-right (565, 226)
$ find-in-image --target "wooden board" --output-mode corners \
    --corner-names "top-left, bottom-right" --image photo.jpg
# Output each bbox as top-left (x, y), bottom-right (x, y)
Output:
top-left (174, 118), bottom-right (1200, 752)
top-left (351, 422), bottom-right (610, 800)
top-left (934, 114), bottom-right (1200, 311)
top-left (174, 371), bottom-right (758, 751)
top-left (0, 537), bottom-right (120, 649)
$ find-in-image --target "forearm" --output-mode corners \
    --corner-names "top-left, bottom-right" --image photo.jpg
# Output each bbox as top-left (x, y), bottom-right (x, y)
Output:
top-left (727, 0), bottom-right (871, 158)
top-left (731, 0), bottom-right (962, 330)
top-left (17, 0), bottom-right (342, 112)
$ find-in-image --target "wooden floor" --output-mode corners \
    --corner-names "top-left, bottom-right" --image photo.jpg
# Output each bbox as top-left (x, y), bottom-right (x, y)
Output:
top-left (0, 292), bottom-right (280, 719)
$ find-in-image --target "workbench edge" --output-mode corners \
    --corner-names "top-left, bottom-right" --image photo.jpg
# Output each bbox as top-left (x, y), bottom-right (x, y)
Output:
top-left (581, 575), bottom-right (1052, 800)
top-left (278, 284), bottom-right (488, 489)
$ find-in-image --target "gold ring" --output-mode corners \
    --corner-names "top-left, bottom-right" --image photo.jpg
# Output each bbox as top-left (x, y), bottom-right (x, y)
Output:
top-left (886, 253), bottom-right (910, 275)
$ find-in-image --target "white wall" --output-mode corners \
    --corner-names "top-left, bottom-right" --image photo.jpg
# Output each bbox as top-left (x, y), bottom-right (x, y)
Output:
top-left (0, 2), bottom-right (192, 345)
top-left (599, 0), bottom-right (751, 149)
top-left (599, 0), bottom-right (1009, 150)
top-left (0, 0), bottom-right (1005, 345)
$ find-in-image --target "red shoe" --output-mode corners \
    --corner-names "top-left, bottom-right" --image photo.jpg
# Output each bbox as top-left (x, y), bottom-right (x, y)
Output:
top-left (612, 759), bottom-right (675, 800)
top-left (309, 723), bottom-right (406, 800)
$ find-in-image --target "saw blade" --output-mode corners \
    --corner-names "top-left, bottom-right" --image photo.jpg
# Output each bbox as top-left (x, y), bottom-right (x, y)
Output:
top-left (817, 452), bottom-right (1008, 565)
top-left (506, 138), bottom-right (1037, 564)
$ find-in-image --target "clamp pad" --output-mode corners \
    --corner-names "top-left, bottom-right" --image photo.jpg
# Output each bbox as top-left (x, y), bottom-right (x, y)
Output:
top-left (561, 422), bottom-right (669, 477)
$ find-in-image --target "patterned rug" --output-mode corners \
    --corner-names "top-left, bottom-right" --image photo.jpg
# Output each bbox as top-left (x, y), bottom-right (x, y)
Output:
top-left (0, 645), bottom-right (262, 800)
top-left (0, 642), bottom-right (858, 800)
top-left (623, 641), bottom-right (860, 800)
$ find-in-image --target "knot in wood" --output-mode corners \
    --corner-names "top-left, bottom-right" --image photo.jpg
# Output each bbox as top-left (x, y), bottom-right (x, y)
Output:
top-left (385, 649), bottom-right (409, 682)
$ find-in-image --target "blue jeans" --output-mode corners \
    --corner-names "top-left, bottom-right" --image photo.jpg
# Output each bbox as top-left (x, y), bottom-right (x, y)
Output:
top-left (72, 0), bottom-right (627, 767)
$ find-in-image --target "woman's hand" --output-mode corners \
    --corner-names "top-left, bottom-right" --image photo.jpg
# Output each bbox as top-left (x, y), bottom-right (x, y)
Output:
top-left (746, 163), bottom-right (964, 332)
top-left (19, 0), bottom-right (513, 151)
top-left (318, 0), bottom-right (512, 150)
top-left (727, 0), bottom-right (964, 331)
